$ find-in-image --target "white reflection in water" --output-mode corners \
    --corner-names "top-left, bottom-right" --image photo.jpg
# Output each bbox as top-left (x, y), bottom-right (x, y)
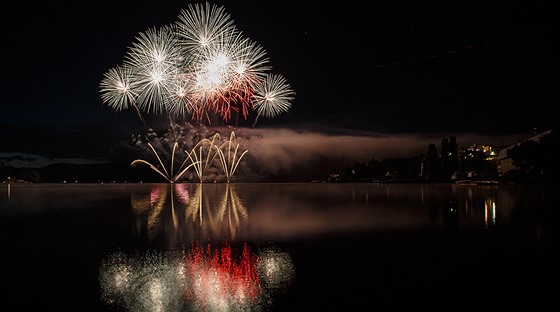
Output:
top-left (99, 243), bottom-right (295, 311)
top-left (99, 250), bottom-right (187, 312)
top-left (258, 248), bottom-right (296, 290)
top-left (485, 197), bottom-right (496, 227)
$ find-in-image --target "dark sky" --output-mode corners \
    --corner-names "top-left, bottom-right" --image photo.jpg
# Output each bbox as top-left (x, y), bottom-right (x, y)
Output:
top-left (1, 0), bottom-right (557, 176)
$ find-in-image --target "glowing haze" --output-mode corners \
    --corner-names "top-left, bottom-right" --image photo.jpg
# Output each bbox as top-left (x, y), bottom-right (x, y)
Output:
top-left (117, 125), bottom-right (524, 182)
top-left (227, 127), bottom-right (523, 181)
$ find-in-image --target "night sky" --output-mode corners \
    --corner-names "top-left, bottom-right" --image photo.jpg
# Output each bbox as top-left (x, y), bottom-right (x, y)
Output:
top-left (1, 1), bottom-right (557, 179)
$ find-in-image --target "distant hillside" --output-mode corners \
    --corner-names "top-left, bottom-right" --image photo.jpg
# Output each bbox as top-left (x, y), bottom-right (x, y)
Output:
top-left (41, 163), bottom-right (150, 183)
top-left (1, 162), bottom-right (162, 183)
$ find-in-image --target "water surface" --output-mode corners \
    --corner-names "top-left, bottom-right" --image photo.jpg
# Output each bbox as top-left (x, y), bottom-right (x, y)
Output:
top-left (1, 183), bottom-right (557, 310)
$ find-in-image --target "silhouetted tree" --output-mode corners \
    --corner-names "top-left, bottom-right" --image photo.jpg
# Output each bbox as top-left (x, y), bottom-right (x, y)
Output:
top-left (426, 143), bottom-right (440, 181)
top-left (441, 137), bottom-right (450, 178)
top-left (449, 136), bottom-right (459, 174)
top-left (507, 130), bottom-right (559, 183)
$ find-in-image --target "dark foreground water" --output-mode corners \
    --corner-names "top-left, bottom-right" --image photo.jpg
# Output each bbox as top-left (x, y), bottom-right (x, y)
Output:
top-left (1, 183), bottom-right (558, 311)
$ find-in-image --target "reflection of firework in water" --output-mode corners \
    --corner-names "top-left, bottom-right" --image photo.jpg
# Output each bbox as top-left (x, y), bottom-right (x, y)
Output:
top-left (98, 250), bottom-right (186, 312)
top-left (130, 183), bottom-right (249, 244)
top-left (258, 247), bottom-right (296, 291)
top-left (99, 1), bottom-right (295, 126)
top-left (183, 241), bottom-right (263, 310)
top-left (184, 183), bottom-right (249, 241)
top-left (99, 242), bottom-right (295, 311)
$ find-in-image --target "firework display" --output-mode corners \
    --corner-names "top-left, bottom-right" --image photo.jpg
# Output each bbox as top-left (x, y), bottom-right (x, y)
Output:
top-left (99, 1), bottom-right (295, 126)
top-left (130, 130), bottom-right (248, 183)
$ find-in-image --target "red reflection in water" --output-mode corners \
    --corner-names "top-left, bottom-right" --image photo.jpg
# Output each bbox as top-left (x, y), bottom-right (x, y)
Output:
top-left (183, 241), bottom-right (262, 307)
top-left (149, 185), bottom-right (163, 206)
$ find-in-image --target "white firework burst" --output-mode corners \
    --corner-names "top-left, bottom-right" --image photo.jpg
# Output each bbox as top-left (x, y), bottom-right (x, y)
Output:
top-left (253, 74), bottom-right (296, 119)
top-left (124, 25), bottom-right (183, 114)
top-left (164, 72), bottom-right (196, 118)
top-left (174, 1), bottom-right (238, 57)
top-left (99, 64), bottom-right (139, 111)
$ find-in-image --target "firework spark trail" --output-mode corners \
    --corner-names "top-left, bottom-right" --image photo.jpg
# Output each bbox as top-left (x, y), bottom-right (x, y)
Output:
top-left (185, 133), bottom-right (222, 183)
top-left (99, 1), bottom-right (295, 127)
top-left (131, 142), bottom-right (200, 183)
top-left (216, 132), bottom-right (248, 183)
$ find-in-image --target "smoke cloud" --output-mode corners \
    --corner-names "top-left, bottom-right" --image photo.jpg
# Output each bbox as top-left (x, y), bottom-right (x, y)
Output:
top-left (211, 127), bottom-right (525, 182)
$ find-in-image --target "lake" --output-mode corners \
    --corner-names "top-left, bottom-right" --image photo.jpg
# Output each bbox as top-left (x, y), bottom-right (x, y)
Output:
top-left (1, 183), bottom-right (557, 311)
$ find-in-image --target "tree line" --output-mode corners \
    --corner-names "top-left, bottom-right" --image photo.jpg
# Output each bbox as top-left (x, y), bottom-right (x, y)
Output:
top-left (331, 130), bottom-right (559, 184)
